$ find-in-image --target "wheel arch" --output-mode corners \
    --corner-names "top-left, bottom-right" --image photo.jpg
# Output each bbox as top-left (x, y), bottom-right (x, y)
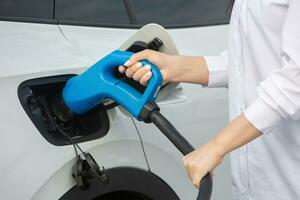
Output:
top-left (59, 167), bottom-right (180, 200)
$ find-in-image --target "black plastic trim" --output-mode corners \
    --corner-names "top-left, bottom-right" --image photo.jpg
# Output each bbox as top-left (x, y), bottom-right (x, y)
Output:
top-left (60, 167), bottom-right (180, 200)
top-left (58, 19), bottom-right (229, 29)
top-left (123, 0), bottom-right (138, 24)
top-left (17, 74), bottom-right (110, 146)
top-left (0, 16), bottom-right (58, 24)
top-left (0, 16), bottom-right (229, 29)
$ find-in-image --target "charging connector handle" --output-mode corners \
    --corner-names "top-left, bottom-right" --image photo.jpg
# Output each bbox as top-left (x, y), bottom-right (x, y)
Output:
top-left (63, 50), bottom-right (163, 119)
top-left (147, 107), bottom-right (212, 200)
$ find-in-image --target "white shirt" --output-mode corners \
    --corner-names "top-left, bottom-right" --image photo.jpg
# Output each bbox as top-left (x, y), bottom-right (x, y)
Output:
top-left (205, 0), bottom-right (300, 199)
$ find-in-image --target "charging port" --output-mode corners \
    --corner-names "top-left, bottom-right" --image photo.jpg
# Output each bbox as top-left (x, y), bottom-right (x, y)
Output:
top-left (18, 75), bottom-right (109, 146)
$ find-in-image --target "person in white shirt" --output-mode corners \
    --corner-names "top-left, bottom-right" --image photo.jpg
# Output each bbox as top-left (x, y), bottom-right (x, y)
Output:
top-left (119, 0), bottom-right (300, 199)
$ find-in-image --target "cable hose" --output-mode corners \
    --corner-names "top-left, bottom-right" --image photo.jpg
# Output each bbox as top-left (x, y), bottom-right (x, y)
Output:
top-left (149, 110), bottom-right (212, 200)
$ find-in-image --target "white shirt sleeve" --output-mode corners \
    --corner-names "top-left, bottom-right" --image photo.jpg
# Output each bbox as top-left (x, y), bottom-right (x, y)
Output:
top-left (204, 51), bottom-right (229, 88)
top-left (244, 0), bottom-right (300, 134)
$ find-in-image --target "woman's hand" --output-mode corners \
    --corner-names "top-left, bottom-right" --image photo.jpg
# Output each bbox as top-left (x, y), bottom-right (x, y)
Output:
top-left (182, 141), bottom-right (224, 188)
top-left (119, 49), bottom-right (181, 85)
top-left (183, 114), bottom-right (262, 188)
top-left (119, 49), bottom-right (209, 85)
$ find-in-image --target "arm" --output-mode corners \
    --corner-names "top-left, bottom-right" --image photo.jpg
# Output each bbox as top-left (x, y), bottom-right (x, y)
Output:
top-left (212, 114), bottom-right (262, 156)
top-left (162, 54), bottom-right (209, 84)
top-left (119, 49), bottom-right (229, 87)
top-left (119, 49), bottom-right (209, 85)
top-left (183, 114), bottom-right (261, 188)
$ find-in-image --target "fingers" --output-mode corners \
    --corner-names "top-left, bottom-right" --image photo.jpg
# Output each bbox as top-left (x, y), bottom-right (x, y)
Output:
top-left (182, 142), bottom-right (224, 189)
top-left (125, 62), bottom-right (142, 78)
top-left (182, 153), bottom-right (207, 188)
top-left (140, 71), bottom-right (152, 86)
top-left (118, 62), bottom-right (152, 85)
top-left (118, 49), bottom-right (157, 85)
top-left (133, 65), bottom-right (151, 81)
top-left (118, 65), bottom-right (126, 73)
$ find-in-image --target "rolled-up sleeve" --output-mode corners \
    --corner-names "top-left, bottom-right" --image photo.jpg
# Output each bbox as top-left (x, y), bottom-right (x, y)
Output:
top-left (204, 51), bottom-right (229, 88)
top-left (244, 0), bottom-right (300, 134)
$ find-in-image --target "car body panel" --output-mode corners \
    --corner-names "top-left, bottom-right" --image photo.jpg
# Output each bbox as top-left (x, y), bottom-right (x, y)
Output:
top-left (168, 25), bottom-right (228, 56)
top-left (58, 24), bottom-right (135, 61)
top-left (0, 21), bottom-right (93, 77)
top-left (0, 21), bottom-right (148, 200)
top-left (0, 20), bottom-right (232, 200)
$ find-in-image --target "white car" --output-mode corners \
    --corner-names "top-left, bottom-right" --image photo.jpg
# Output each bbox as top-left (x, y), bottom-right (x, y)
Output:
top-left (0, 1), bottom-right (231, 200)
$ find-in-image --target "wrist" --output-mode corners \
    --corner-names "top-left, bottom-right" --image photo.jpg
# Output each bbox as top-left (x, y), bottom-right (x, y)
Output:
top-left (173, 56), bottom-right (208, 84)
top-left (197, 56), bottom-right (209, 85)
top-left (168, 55), bottom-right (186, 82)
top-left (209, 137), bottom-right (228, 158)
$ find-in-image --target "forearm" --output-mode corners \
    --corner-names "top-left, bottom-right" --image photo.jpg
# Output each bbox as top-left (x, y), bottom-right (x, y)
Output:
top-left (172, 55), bottom-right (209, 85)
top-left (210, 113), bottom-right (262, 157)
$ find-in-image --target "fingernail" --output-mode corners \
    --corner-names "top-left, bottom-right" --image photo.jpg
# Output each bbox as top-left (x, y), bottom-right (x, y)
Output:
top-left (136, 62), bottom-right (142, 68)
top-left (124, 60), bottom-right (130, 66)
top-left (145, 65), bottom-right (151, 70)
top-left (119, 66), bottom-right (125, 73)
top-left (146, 71), bottom-right (152, 77)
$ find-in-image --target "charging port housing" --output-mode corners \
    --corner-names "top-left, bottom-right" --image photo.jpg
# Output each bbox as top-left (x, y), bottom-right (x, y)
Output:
top-left (18, 74), bottom-right (110, 146)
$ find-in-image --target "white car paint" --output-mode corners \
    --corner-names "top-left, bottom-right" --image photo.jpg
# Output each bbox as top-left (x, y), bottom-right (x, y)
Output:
top-left (0, 20), bottom-right (231, 200)
top-left (0, 21), bottom-right (93, 77)
top-left (0, 21), bottom-right (148, 200)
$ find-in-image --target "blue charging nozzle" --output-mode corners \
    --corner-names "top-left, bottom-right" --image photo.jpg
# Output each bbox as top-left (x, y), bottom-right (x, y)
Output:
top-left (62, 50), bottom-right (163, 119)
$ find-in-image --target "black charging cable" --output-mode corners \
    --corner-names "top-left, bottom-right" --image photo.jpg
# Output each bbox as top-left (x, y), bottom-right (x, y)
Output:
top-left (54, 122), bottom-right (82, 156)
